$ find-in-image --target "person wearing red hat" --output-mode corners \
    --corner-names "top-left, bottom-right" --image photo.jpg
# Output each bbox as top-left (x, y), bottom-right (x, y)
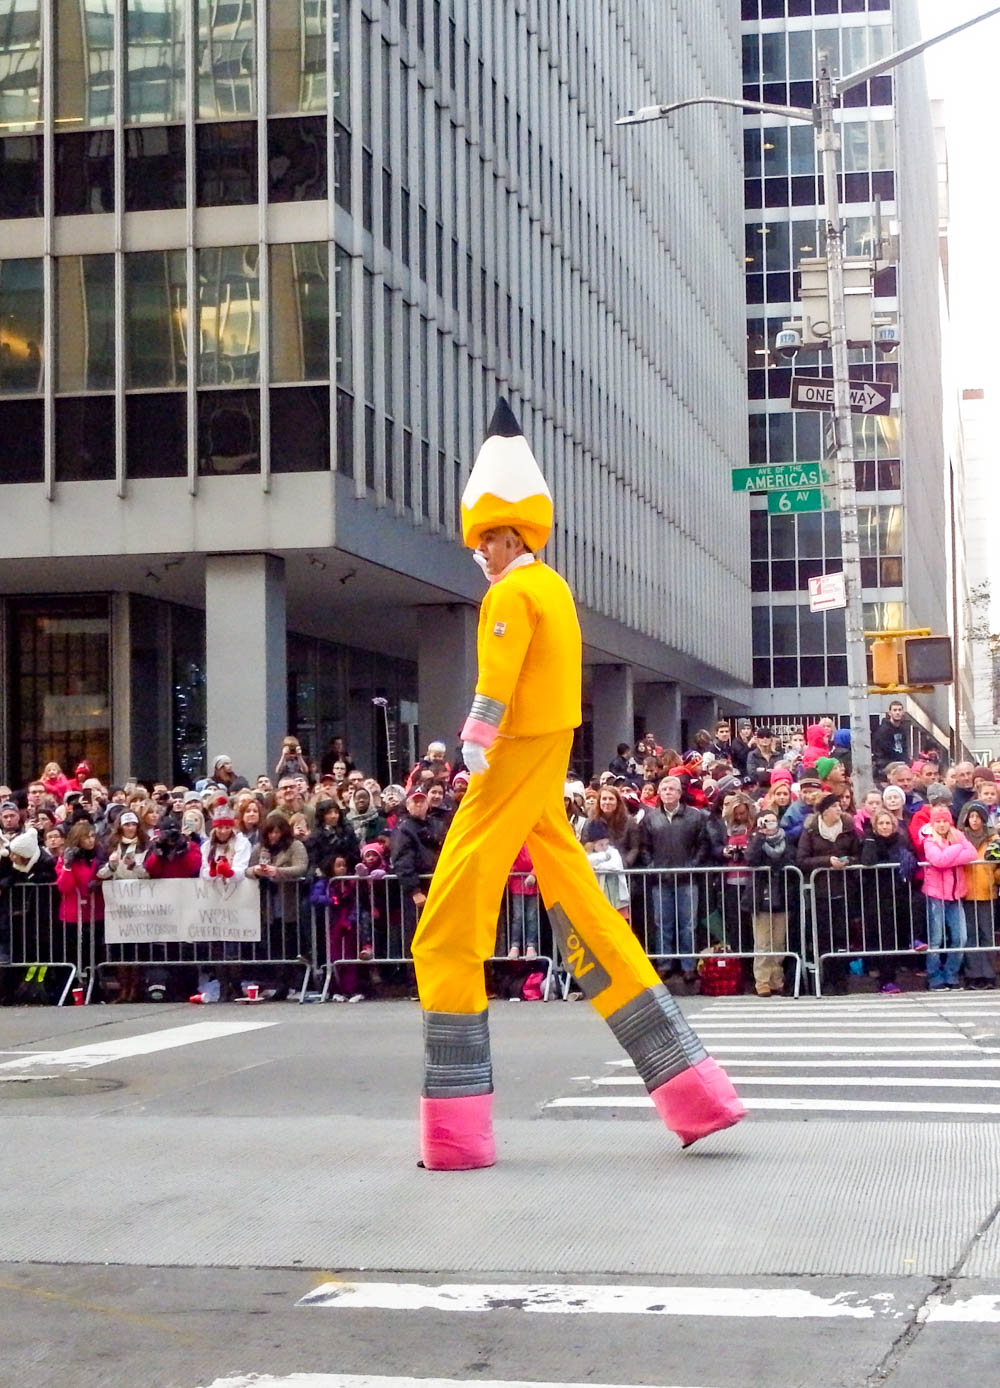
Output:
top-left (200, 810), bottom-right (251, 881)
top-left (410, 399), bottom-right (745, 1169)
top-left (919, 805), bottom-right (977, 989)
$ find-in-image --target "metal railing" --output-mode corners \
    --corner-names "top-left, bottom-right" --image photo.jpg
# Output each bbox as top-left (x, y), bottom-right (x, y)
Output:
top-left (0, 883), bottom-right (81, 1007)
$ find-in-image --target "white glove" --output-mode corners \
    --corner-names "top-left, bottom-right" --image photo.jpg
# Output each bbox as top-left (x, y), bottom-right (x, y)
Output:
top-left (462, 741), bottom-right (489, 776)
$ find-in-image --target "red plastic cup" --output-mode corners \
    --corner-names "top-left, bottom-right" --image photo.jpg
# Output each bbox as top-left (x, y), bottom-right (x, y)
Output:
top-left (246, 984), bottom-right (260, 1001)
top-left (72, 987), bottom-right (84, 1006)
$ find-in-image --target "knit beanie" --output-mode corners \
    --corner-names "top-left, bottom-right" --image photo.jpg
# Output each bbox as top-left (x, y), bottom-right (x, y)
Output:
top-left (9, 826), bottom-right (40, 872)
top-left (816, 792), bottom-right (841, 816)
top-left (815, 756), bottom-right (838, 781)
top-left (770, 767), bottom-right (793, 785)
top-left (926, 782), bottom-right (951, 805)
top-left (581, 817), bottom-right (611, 845)
top-left (930, 805), bottom-right (953, 825)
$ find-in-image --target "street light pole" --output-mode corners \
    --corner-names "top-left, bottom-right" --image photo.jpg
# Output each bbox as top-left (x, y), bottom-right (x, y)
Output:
top-left (617, 6), bottom-right (1000, 789)
top-left (815, 51), bottom-right (873, 788)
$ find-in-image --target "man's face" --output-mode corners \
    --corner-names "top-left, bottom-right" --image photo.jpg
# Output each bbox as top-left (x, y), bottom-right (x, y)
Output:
top-left (715, 726), bottom-right (730, 743)
top-left (788, 733), bottom-right (804, 753)
top-left (889, 702), bottom-right (904, 725)
top-left (738, 724), bottom-right (753, 741)
top-left (406, 796), bottom-right (428, 820)
top-left (801, 783), bottom-right (822, 805)
top-left (278, 781), bottom-right (297, 805)
top-left (257, 776), bottom-right (273, 791)
top-left (476, 527), bottom-right (526, 578)
top-left (1, 809), bottom-right (19, 831)
top-left (916, 763), bottom-right (936, 788)
top-left (295, 775), bottom-right (309, 794)
top-left (426, 785), bottom-right (445, 807)
top-left (658, 778), bottom-right (682, 810)
top-left (826, 762), bottom-right (847, 788)
top-left (891, 768), bottom-right (915, 794)
top-left (819, 717), bottom-right (835, 737)
top-left (954, 762), bottom-right (975, 790)
top-left (347, 771), bottom-right (365, 789)
top-left (26, 784), bottom-right (45, 807)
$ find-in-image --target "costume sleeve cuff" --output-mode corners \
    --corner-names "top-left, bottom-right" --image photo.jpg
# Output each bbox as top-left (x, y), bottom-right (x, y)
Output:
top-left (461, 717), bottom-right (500, 747)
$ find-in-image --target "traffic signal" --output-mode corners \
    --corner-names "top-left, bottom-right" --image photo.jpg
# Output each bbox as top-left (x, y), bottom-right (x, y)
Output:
top-left (869, 638), bottom-right (900, 687)
top-left (902, 636), bottom-right (953, 685)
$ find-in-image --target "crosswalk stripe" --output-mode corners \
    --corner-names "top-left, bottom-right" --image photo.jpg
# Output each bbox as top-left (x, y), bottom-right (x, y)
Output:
top-left (295, 1282), bottom-right (907, 1319)
top-left (705, 1044), bottom-right (977, 1054)
top-left (0, 1020), bottom-right (276, 1073)
top-left (546, 1095), bottom-right (1000, 1115)
top-left (593, 1075), bottom-right (1000, 1089)
top-left (200, 1377), bottom-right (721, 1388)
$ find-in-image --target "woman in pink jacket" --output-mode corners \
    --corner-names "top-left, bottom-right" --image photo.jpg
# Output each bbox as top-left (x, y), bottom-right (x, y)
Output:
top-left (920, 805), bottom-right (977, 989)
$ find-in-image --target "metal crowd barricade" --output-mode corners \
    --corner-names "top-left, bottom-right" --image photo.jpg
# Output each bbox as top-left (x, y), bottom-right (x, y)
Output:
top-left (88, 879), bottom-right (315, 1004)
top-left (614, 864), bottom-right (808, 997)
top-left (808, 862), bottom-right (1000, 996)
top-left (316, 871), bottom-right (555, 1002)
top-left (0, 882), bottom-right (80, 1006)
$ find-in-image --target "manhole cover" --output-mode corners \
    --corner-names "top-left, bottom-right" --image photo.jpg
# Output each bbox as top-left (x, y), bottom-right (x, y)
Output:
top-left (0, 1075), bottom-right (124, 1098)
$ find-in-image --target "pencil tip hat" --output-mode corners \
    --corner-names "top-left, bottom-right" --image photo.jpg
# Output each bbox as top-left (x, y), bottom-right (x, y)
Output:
top-left (460, 398), bottom-right (553, 551)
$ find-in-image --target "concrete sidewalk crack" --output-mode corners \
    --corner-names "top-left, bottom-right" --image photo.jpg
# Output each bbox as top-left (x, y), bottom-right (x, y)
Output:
top-left (865, 1192), bottom-right (1000, 1385)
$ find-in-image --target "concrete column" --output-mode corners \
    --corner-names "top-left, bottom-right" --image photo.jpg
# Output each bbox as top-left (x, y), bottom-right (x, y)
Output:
top-left (590, 664), bottom-right (634, 775)
top-left (417, 604), bottom-right (479, 755)
top-left (206, 554), bottom-right (286, 784)
top-left (639, 682), bottom-right (682, 753)
top-left (684, 694), bottom-right (719, 746)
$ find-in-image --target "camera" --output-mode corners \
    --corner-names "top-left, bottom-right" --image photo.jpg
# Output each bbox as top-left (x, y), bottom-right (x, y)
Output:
top-left (775, 326), bottom-right (802, 359)
top-left (874, 323), bottom-right (899, 354)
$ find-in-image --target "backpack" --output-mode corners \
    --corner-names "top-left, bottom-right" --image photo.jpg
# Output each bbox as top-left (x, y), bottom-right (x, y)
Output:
top-left (521, 970), bottom-right (546, 1001)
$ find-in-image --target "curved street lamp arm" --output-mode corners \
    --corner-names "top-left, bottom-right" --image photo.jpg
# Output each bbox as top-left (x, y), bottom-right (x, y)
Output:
top-left (616, 95), bottom-right (813, 127)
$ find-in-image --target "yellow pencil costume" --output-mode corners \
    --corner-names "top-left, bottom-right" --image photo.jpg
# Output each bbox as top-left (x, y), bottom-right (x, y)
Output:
top-left (412, 400), bottom-right (746, 1169)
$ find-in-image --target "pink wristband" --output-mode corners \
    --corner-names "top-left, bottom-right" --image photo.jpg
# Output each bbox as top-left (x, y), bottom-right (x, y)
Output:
top-left (460, 717), bottom-right (499, 747)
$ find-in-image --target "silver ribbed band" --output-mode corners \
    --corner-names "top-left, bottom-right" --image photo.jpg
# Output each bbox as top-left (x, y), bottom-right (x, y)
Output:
top-left (606, 984), bottom-right (708, 1092)
top-left (469, 694), bottom-right (506, 727)
top-left (423, 1008), bottom-right (493, 1098)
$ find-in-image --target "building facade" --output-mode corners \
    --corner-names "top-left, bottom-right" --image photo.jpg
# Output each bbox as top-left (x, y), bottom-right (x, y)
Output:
top-left (740, 0), bottom-right (952, 753)
top-left (0, 0), bottom-right (752, 789)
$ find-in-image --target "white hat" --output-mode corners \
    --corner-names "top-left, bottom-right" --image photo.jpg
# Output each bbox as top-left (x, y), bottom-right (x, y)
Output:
top-left (10, 826), bottom-right (40, 872)
top-left (460, 399), bottom-right (553, 551)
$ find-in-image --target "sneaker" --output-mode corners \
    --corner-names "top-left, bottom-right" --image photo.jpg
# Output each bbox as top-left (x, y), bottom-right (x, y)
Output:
top-left (524, 946), bottom-right (537, 960)
top-left (880, 982), bottom-right (902, 994)
top-left (330, 993), bottom-right (347, 1003)
top-left (347, 992), bottom-right (365, 1003)
top-left (359, 947), bottom-right (373, 961)
top-left (913, 940), bottom-right (928, 952)
top-left (507, 945), bottom-right (521, 959)
top-left (755, 984), bottom-right (772, 997)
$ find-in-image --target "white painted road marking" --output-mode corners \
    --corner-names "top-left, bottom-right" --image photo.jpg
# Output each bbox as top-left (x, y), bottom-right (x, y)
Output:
top-left (546, 1095), bottom-right (1000, 1115)
top-left (200, 1378), bottom-right (719, 1388)
top-left (0, 1020), bottom-right (276, 1073)
top-left (295, 1282), bottom-right (908, 1318)
top-left (593, 1074), bottom-right (1000, 1089)
top-left (927, 1295), bottom-right (1000, 1322)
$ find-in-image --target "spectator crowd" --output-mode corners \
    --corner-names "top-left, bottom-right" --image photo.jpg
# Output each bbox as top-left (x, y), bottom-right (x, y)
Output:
top-left (1, 700), bottom-right (999, 1003)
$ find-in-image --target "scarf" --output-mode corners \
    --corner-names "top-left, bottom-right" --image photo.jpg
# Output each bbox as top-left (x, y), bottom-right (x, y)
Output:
top-left (761, 828), bottom-right (787, 858)
top-left (817, 813), bottom-right (842, 843)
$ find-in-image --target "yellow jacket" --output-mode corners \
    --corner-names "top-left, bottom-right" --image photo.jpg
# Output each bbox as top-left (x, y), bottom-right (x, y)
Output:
top-left (474, 560), bottom-right (582, 737)
top-left (964, 832), bottom-right (1000, 901)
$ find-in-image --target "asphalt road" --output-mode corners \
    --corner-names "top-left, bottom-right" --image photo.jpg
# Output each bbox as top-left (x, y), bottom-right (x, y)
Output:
top-left (1, 993), bottom-right (999, 1388)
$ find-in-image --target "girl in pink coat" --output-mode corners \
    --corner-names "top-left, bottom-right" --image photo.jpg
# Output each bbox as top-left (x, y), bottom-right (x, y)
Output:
top-left (920, 805), bottom-right (977, 989)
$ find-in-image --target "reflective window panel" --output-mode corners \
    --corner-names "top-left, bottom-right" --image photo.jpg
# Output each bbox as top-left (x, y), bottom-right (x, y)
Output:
top-left (56, 253), bottom-right (115, 392)
top-left (197, 245), bottom-right (259, 385)
top-left (0, 398), bottom-right (43, 480)
top-left (198, 388), bottom-right (260, 473)
top-left (54, 0), bottom-right (115, 128)
top-left (196, 119), bottom-right (257, 205)
top-left (198, 0), bottom-right (256, 118)
top-left (125, 249), bottom-right (188, 387)
top-left (54, 129), bottom-right (115, 215)
top-left (125, 125), bottom-right (186, 210)
top-left (55, 395), bottom-right (115, 480)
top-left (126, 391), bottom-right (187, 476)
top-left (267, 114), bottom-right (327, 201)
top-left (269, 0), bottom-right (326, 113)
top-left (0, 0), bottom-right (42, 131)
top-left (269, 241), bottom-right (329, 382)
top-left (0, 256), bottom-right (43, 394)
top-left (125, 0), bottom-right (186, 124)
top-left (270, 385), bottom-right (330, 471)
top-left (0, 133), bottom-right (43, 217)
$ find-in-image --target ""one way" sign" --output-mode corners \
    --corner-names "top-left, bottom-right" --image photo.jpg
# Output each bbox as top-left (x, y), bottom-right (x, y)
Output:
top-left (790, 376), bottom-right (892, 416)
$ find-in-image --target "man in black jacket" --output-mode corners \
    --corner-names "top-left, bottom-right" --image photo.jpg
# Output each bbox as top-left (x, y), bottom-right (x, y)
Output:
top-left (872, 701), bottom-right (907, 779)
top-left (390, 789), bottom-right (443, 953)
top-left (640, 776), bottom-right (708, 980)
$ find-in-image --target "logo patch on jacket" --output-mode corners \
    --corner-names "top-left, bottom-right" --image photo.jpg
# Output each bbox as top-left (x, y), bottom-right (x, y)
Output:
top-left (493, 622), bottom-right (506, 637)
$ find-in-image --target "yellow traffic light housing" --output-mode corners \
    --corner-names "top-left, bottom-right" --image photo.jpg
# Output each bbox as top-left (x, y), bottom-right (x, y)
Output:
top-left (869, 638), bottom-right (900, 687)
top-left (864, 628), bottom-right (951, 694)
top-left (902, 636), bottom-right (953, 685)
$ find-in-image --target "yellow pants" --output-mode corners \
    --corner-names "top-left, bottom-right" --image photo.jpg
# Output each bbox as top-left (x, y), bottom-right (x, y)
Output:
top-left (412, 729), bottom-right (661, 1016)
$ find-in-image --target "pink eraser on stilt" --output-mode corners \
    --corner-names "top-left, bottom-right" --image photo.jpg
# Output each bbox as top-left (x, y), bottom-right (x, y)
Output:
top-left (420, 1094), bottom-right (496, 1170)
top-left (649, 1057), bottom-right (747, 1148)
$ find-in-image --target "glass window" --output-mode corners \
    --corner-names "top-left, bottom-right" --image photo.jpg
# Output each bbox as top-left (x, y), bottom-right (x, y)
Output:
top-left (0, 0), bottom-right (42, 131)
top-left (332, 1), bottom-right (349, 126)
top-left (54, 129), bottom-right (114, 214)
top-left (841, 119), bottom-right (868, 173)
top-left (56, 253), bottom-right (114, 392)
top-left (270, 385), bottom-right (330, 471)
top-left (760, 33), bottom-right (786, 84)
top-left (798, 605), bottom-right (826, 656)
top-left (198, 0), bottom-right (256, 118)
top-left (335, 246), bottom-right (352, 390)
top-left (789, 123), bottom-right (815, 176)
top-left (196, 120), bottom-right (257, 205)
top-left (54, 0), bottom-right (114, 128)
top-left (769, 514), bottom-right (796, 559)
top-left (125, 0), bottom-right (186, 123)
top-left (743, 127), bottom-right (762, 180)
top-left (55, 395), bottom-right (115, 480)
top-left (268, 0), bottom-right (326, 114)
top-left (197, 245), bottom-right (259, 386)
top-left (768, 412), bottom-right (795, 462)
top-left (125, 125), bottom-right (186, 209)
top-left (0, 257), bottom-right (43, 394)
top-left (126, 391), bottom-right (187, 476)
top-left (762, 127), bottom-right (787, 178)
top-left (269, 241), bottom-right (329, 383)
top-left (787, 29), bottom-right (813, 81)
top-left (797, 512), bottom-right (824, 557)
top-left (267, 114), bottom-right (327, 201)
top-left (9, 596), bottom-right (111, 787)
top-left (0, 398), bottom-right (44, 480)
top-left (0, 133), bottom-right (43, 217)
top-left (868, 119), bottom-right (893, 170)
top-left (198, 388), bottom-right (260, 473)
top-left (751, 604), bottom-right (770, 657)
top-left (771, 605), bottom-right (798, 656)
top-left (125, 249), bottom-right (188, 387)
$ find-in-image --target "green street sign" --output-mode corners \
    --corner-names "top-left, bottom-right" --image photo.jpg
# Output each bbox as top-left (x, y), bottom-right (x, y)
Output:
top-left (731, 463), bottom-right (832, 492)
top-left (767, 488), bottom-right (829, 514)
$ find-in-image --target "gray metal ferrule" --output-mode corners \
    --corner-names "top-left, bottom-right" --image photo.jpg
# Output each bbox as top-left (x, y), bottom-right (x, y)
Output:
top-left (469, 694), bottom-right (506, 728)
top-left (606, 984), bottom-right (707, 1092)
top-left (423, 1009), bottom-right (494, 1098)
